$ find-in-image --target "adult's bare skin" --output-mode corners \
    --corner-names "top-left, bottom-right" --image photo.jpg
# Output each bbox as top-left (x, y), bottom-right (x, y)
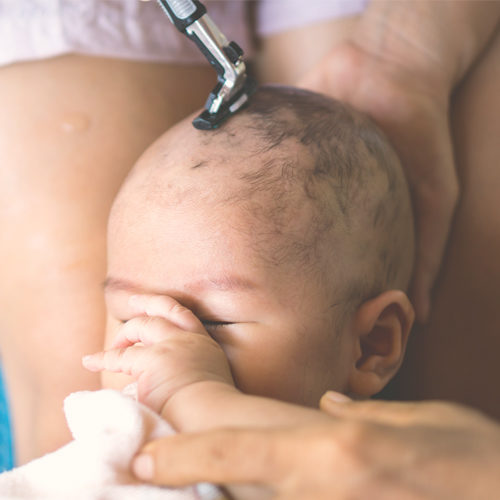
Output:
top-left (300, 0), bottom-right (500, 323)
top-left (130, 5), bottom-right (500, 499)
top-left (134, 394), bottom-right (500, 500)
top-left (297, 1), bottom-right (500, 418)
top-left (0, 13), bottom-right (362, 465)
top-left (392, 22), bottom-right (500, 419)
top-left (0, 55), bottom-right (214, 463)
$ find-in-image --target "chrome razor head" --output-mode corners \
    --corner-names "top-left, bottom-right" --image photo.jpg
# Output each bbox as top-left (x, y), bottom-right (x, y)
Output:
top-left (157, 0), bottom-right (257, 129)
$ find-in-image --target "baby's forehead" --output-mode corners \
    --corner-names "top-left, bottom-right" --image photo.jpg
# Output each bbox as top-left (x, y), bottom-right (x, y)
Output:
top-left (172, 111), bottom-right (302, 160)
top-left (121, 119), bottom-right (321, 238)
top-left (131, 114), bottom-right (310, 200)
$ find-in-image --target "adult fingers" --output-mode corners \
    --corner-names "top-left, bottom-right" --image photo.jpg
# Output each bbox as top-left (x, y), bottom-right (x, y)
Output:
top-left (132, 423), bottom-right (384, 499)
top-left (132, 428), bottom-right (288, 490)
top-left (355, 84), bottom-right (458, 324)
top-left (299, 44), bottom-right (460, 323)
top-left (388, 98), bottom-right (459, 323)
top-left (407, 152), bottom-right (459, 323)
top-left (320, 393), bottom-right (480, 429)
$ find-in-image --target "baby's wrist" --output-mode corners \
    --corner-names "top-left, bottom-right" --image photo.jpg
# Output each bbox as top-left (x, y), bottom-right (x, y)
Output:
top-left (160, 380), bottom-right (241, 431)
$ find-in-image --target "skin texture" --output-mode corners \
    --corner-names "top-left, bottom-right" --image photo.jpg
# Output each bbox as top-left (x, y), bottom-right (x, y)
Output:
top-left (135, 395), bottom-right (500, 500)
top-left (0, 14), bottom-right (364, 464)
top-left (0, 55), bottom-right (214, 463)
top-left (300, 1), bottom-right (500, 323)
top-left (128, 6), bottom-right (500, 499)
top-left (256, 16), bottom-right (358, 84)
top-left (389, 23), bottom-right (500, 418)
top-left (2, 7), bottom-right (499, 494)
top-left (296, 1), bottom-right (500, 419)
top-left (88, 108), bottom-right (414, 421)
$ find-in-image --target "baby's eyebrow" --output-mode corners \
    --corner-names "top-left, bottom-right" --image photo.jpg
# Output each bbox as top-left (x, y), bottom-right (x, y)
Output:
top-left (103, 274), bottom-right (257, 294)
top-left (102, 277), bottom-right (142, 293)
top-left (185, 275), bottom-right (257, 293)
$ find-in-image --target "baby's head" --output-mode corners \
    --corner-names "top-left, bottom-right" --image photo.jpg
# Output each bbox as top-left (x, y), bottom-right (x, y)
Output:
top-left (106, 86), bottom-right (414, 406)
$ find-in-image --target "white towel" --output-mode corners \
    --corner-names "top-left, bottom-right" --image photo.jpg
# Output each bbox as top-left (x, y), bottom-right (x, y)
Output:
top-left (0, 387), bottom-right (225, 500)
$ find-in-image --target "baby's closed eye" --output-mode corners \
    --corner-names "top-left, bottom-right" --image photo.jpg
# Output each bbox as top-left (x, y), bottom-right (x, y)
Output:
top-left (201, 320), bottom-right (234, 333)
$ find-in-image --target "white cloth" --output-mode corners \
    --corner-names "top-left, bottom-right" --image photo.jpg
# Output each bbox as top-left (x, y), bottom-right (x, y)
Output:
top-left (0, 388), bottom-right (225, 500)
top-left (0, 0), bottom-right (368, 67)
top-left (0, 0), bottom-right (248, 66)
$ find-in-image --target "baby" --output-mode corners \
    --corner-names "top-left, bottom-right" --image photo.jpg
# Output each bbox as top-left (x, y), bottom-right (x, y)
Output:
top-left (84, 85), bottom-right (415, 434)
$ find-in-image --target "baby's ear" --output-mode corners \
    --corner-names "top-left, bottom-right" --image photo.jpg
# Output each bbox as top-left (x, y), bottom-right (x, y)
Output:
top-left (347, 290), bottom-right (414, 397)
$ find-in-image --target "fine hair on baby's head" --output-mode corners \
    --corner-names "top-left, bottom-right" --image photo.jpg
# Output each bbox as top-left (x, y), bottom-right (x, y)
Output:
top-left (108, 85), bottom-right (415, 403)
top-left (114, 85), bottom-right (414, 331)
top-left (208, 86), bottom-right (414, 325)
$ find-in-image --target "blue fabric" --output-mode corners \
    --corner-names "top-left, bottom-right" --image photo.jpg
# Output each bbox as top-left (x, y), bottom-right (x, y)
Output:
top-left (0, 365), bottom-right (14, 472)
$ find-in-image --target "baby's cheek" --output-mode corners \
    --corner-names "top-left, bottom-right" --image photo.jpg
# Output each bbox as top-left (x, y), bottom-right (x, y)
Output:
top-left (209, 331), bottom-right (259, 393)
top-left (218, 332), bottom-right (299, 401)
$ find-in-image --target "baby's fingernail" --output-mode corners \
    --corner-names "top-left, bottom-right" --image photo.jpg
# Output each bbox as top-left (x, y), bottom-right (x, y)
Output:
top-left (323, 391), bottom-right (351, 403)
top-left (132, 453), bottom-right (154, 480)
top-left (82, 354), bottom-right (100, 370)
top-left (82, 354), bottom-right (94, 365)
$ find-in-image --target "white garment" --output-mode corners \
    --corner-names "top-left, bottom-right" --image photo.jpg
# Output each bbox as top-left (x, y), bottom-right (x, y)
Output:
top-left (0, 0), bottom-right (368, 67)
top-left (0, 388), bottom-right (225, 500)
top-left (257, 0), bottom-right (368, 36)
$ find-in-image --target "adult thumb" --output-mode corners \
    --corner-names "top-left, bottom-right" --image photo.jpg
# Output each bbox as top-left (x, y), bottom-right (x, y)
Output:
top-left (319, 391), bottom-right (352, 415)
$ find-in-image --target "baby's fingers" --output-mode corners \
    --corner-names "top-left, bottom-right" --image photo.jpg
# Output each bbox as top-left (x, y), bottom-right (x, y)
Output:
top-left (129, 295), bottom-right (206, 335)
top-left (112, 315), bottom-right (182, 349)
top-left (82, 345), bottom-right (145, 378)
top-left (111, 295), bottom-right (207, 349)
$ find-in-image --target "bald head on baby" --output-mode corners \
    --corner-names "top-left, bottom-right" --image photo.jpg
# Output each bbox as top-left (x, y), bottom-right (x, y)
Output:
top-left (114, 86), bottom-right (413, 319)
top-left (107, 86), bottom-right (415, 403)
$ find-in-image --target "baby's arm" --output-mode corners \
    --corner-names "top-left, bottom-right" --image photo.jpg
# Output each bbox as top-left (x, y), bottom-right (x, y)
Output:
top-left (83, 294), bottom-right (332, 433)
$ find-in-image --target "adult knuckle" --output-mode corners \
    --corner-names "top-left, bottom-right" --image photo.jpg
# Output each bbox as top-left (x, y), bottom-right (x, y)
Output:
top-left (203, 429), bottom-right (252, 468)
top-left (251, 431), bottom-right (276, 465)
top-left (207, 437), bottom-right (232, 464)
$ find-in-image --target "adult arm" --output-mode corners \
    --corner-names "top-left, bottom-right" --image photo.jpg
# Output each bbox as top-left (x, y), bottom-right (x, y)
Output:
top-left (0, 56), bottom-right (214, 463)
top-left (300, 0), bottom-right (500, 321)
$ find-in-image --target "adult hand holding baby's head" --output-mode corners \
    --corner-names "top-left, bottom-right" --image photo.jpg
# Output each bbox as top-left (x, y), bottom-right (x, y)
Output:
top-left (300, 39), bottom-right (458, 324)
top-left (82, 294), bottom-right (235, 425)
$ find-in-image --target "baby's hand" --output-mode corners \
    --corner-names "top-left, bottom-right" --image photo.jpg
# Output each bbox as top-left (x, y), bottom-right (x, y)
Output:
top-left (82, 295), bottom-right (235, 418)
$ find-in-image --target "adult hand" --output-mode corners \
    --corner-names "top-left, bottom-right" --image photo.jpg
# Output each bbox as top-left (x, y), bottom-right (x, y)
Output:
top-left (132, 394), bottom-right (500, 500)
top-left (299, 41), bottom-right (458, 323)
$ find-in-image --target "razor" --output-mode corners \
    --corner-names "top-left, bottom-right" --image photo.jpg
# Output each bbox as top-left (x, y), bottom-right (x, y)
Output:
top-left (156, 0), bottom-right (257, 130)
